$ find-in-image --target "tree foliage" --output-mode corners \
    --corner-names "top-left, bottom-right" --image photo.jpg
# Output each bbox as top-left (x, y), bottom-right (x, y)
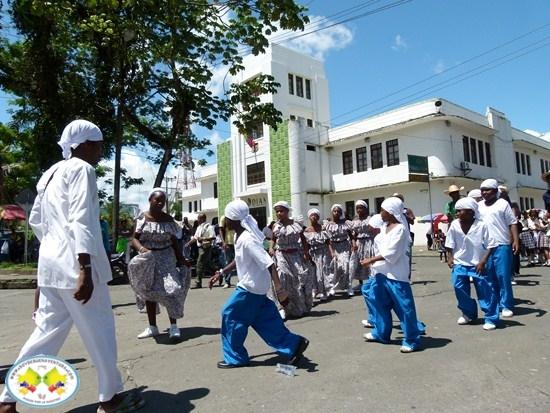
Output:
top-left (0, 0), bottom-right (309, 195)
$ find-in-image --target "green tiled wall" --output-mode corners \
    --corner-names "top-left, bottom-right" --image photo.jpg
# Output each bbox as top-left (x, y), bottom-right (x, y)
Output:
top-left (217, 141), bottom-right (233, 216)
top-left (270, 121), bottom-right (291, 204)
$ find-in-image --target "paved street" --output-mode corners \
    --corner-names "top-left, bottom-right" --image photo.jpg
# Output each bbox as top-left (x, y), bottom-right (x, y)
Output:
top-left (1, 252), bottom-right (549, 413)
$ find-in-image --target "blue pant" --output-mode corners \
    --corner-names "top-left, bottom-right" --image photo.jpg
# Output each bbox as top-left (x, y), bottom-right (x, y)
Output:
top-left (367, 274), bottom-right (422, 349)
top-left (221, 287), bottom-right (301, 366)
top-left (452, 265), bottom-right (499, 325)
top-left (362, 277), bottom-right (426, 334)
top-left (485, 244), bottom-right (514, 311)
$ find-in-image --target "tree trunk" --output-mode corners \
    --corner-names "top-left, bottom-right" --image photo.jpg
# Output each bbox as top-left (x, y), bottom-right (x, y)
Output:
top-left (153, 146), bottom-right (173, 188)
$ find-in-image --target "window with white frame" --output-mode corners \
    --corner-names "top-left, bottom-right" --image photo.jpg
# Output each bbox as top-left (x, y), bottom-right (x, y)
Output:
top-left (386, 139), bottom-right (399, 166)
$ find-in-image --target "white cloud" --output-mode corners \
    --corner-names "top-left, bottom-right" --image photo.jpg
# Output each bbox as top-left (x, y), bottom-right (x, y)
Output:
top-left (391, 34), bottom-right (408, 51)
top-left (433, 59), bottom-right (446, 74)
top-left (269, 15), bottom-right (354, 60)
top-left (207, 64), bottom-right (232, 97)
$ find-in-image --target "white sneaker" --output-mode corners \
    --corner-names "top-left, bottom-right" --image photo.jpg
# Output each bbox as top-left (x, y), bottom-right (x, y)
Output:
top-left (363, 332), bottom-right (376, 341)
top-left (328, 288), bottom-right (336, 297)
top-left (361, 320), bottom-right (374, 328)
top-left (483, 323), bottom-right (496, 331)
top-left (457, 315), bottom-right (472, 325)
top-left (318, 293), bottom-right (327, 301)
top-left (400, 345), bottom-right (414, 353)
top-left (137, 325), bottom-right (159, 339)
top-left (347, 288), bottom-right (354, 297)
top-left (169, 325), bottom-right (181, 340)
top-left (279, 309), bottom-right (286, 320)
top-left (501, 309), bottom-right (514, 318)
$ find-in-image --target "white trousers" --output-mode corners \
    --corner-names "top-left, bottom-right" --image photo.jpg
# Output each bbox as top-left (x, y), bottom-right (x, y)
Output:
top-left (0, 282), bottom-right (123, 403)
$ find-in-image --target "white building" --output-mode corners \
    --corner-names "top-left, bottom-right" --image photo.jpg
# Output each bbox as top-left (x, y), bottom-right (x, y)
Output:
top-left (179, 44), bottom-right (550, 243)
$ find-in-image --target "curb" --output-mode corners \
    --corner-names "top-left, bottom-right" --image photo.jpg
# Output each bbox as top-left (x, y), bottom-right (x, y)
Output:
top-left (0, 278), bottom-right (37, 289)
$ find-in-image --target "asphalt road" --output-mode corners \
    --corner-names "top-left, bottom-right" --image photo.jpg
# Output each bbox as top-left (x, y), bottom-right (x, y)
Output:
top-left (1, 252), bottom-right (549, 413)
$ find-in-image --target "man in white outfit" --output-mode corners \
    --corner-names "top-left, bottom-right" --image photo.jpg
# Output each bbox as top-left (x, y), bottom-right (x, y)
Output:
top-left (0, 120), bottom-right (144, 413)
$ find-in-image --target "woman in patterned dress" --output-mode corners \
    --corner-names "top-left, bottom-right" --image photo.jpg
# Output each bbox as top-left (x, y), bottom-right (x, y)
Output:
top-left (270, 201), bottom-right (313, 319)
top-left (324, 204), bottom-right (354, 297)
top-left (129, 188), bottom-right (191, 341)
top-left (304, 208), bottom-right (331, 301)
top-left (350, 200), bottom-right (375, 289)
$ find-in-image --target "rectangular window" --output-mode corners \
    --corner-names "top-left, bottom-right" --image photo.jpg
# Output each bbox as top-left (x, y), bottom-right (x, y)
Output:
top-left (371, 143), bottom-right (383, 169)
top-left (199, 200), bottom-right (202, 211)
top-left (213, 182), bottom-right (218, 199)
top-left (188, 201), bottom-right (192, 213)
top-left (541, 159), bottom-right (545, 174)
top-left (462, 136), bottom-right (470, 162)
top-left (345, 201), bottom-right (355, 220)
top-left (386, 139), bottom-right (399, 166)
top-left (296, 76), bottom-right (304, 97)
top-left (246, 161), bottom-right (265, 185)
top-left (194, 200), bottom-right (198, 212)
top-left (356, 147), bottom-right (368, 172)
top-left (342, 150), bottom-right (353, 175)
top-left (306, 118), bottom-right (313, 127)
top-left (485, 142), bottom-right (492, 167)
top-left (520, 153), bottom-right (526, 175)
top-left (249, 122), bottom-right (263, 140)
top-left (530, 198), bottom-right (535, 209)
top-left (470, 138), bottom-right (478, 164)
top-left (526, 154), bottom-right (531, 176)
top-left (520, 197), bottom-right (524, 211)
top-left (375, 197), bottom-right (385, 213)
top-left (305, 79), bottom-right (311, 99)
top-left (288, 74), bottom-right (294, 95)
top-left (289, 114), bottom-right (296, 121)
top-left (546, 160), bottom-right (550, 173)
top-left (478, 140), bottom-right (485, 166)
top-left (515, 152), bottom-right (521, 174)
top-left (306, 144), bottom-right (316, 151)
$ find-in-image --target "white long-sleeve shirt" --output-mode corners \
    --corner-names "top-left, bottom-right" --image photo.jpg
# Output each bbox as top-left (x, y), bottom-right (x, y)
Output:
top-left (30, 158), bottom-right (112, 289)
top-left (371, 223), bottom-right (410, 283)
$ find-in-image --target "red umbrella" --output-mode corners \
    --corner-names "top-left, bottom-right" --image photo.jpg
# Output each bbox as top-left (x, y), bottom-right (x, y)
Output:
top-left (0, 204), bottom-right (26, 220)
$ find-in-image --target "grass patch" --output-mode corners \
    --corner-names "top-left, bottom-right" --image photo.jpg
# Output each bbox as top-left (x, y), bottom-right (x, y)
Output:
top-left (0, 262), bottom-right (38, 270)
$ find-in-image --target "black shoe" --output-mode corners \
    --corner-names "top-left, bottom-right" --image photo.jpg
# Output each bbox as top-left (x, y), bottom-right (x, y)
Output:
top-left (217, 361), bottom-right (248, 369)
top-left (289, 337), bottom-right (309, 366)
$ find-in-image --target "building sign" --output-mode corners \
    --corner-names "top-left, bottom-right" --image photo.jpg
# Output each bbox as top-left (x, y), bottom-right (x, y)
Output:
top-left (408, 155), bottom-right (429, 182)
top-left (244, 196), bottom-right (267, 208)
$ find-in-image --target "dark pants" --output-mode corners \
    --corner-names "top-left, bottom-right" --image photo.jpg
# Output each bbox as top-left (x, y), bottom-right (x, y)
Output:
top-left (224, 245), bottom-right (236, 285)
top-left (196, 245), bottom-right (212, 285)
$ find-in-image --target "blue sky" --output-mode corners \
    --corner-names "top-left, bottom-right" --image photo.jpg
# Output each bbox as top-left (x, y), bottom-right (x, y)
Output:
top-left (2, 0), bottom-right (549, 208)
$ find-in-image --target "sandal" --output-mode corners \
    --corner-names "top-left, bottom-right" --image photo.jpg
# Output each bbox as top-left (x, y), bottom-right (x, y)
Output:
top-left (97, 392), bottom-right (145, 413)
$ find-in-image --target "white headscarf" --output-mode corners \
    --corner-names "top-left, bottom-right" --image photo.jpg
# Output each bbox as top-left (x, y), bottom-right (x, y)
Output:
top-left (381, 197), bottom-right (412, 242)
top-left (368, 214), bottom-right (384, 229)
top-left (355, 200), bottom-right (368, 209)
top-left (148, 187), bottom-right (166, 199)
top-left (57, 120), bottom-right (103, 160)
top-left (225, 199), bottom-right (265, 242)
top-left (273, 200), bottom-right (291, 211)
top-left (467, 189), bottom-right (482, 199)
top-left (331, 204), bottom-right (344, 220)
top-left (307, 208), bottom-right (320, 219)
top-left (480, 179), bottom-right (498, 189)
top-left (455, 197), bottom-right (480, 219)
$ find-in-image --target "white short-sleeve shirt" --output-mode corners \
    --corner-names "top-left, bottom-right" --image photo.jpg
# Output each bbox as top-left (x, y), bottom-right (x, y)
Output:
top-left (371, 223), bottom-right (410, 283)
top-left (478, 198), bottom-right (517, 247)
top-left (235, 230), bottom-right (274, 295)
top-left (445, 219), bottom-right (491, 266)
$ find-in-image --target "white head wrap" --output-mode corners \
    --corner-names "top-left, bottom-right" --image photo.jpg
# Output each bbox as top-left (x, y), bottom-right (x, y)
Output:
top-left (368, 214), bottom-right (384, 229)
top-left (331, 204), bottom-right (344, 220)
top-left (307, 208), bottom-right (321, 219)
top-left (467, 189), bottom-right (482, 199)
top-left (381, 197), bottom-right (412, 242)
top-left (355, 200), bottom-right (368, 209)
top-left (57, 120), bottom-right (103, 160)
top-left (455, 197), bottom-right (479, 219)
top-left (480, 179), bottom-right (498, 189)
top-left (273, 201), bottom-right (291, 211)
top-left (148, 187), bottom-right (167, 199)
top-left (225, 199), bottom-right (265, 242)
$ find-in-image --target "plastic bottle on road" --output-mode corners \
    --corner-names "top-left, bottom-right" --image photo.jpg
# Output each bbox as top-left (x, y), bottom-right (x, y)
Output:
top-left (276, 363), bottom-right (297, 377)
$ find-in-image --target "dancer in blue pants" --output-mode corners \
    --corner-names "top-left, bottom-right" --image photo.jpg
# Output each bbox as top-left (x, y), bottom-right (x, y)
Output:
top-left (209, 200), bottom-right (309, 368)
top-left (361, 197), bottom-right (422, 353)
top-left (478, 179), bottom-right (519, 317)
top-left (445, 197), bottom-right (499, 330)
